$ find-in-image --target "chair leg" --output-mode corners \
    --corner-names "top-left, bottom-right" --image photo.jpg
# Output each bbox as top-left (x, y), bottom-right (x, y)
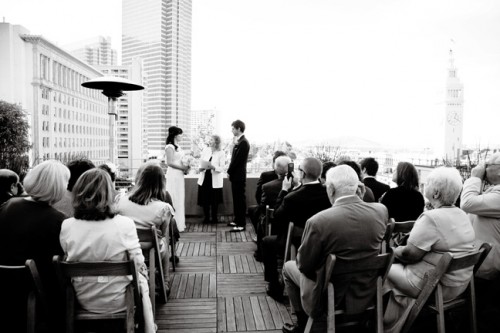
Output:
top-left (149, 250), bottom-right (156, 317)
top-left (469, 282), bottom-right (477, 333)
top-left (304, 317), bottom-right (314, 333)
top-left (170, 223), bottom-right (176, 272)
top-left (27, 291), bottom-right (36, 333)
top-left (328, 283), bottom-right (335, 333)
top-left (435, 285), bottom-right (446, 333)
top-left (376, 278), bottom-right (383, 333)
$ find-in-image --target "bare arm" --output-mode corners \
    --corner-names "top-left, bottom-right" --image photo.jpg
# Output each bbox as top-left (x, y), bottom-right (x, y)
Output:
top-left (394, 243), bottom-right (427, 264)
top-left (461, 177), bottom-right (500, 218)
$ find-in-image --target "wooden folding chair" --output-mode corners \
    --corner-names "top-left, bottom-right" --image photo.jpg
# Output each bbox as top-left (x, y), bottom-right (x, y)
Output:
top-left (265, 205), bottom-right (274, 236)
top-left (284, 222), bottom-right (297, 262)
top-left (0, 259), bottom-right (48, 333)
top-left (137, 225), bottom-right (169, 315)
top-left (305, 251), bottom-right (394, 333)
top-left (53, 255), bottom-right (143, 333)
top-left (401, 243), bottom-right (491, 333)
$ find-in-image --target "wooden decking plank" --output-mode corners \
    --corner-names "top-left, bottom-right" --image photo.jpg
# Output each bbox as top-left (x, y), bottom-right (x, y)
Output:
top-left (180, 242), bottom-right (189, 256)
top-left (185, 274), bottom-right (196, 298)
top-left (157, 329), bottom-right (217, 333)
top-left (217, 255), bottom-right (224, 273)
top-left (276, 300), bottom-right (293, 324)
top-left (176, 274), bottom-right (188, 299)
top-left (234, 255), bottom-right (243, 273)
top-left (193, 242), bottom-right (201, 256)
top-left (267, 296), bottom-right (284, 328)
top-left (228, 255), bottom-right (237, 273)
top-left (222, 255), bottom-right (230, 273)
top-left (170, 274), bottom-right (181, 297)
top-left (209, 273), bottom-right (217, 298)
top-left (217, 297), bottom-right (227, 332)
top-left (258, 295), bottom-right (276, 329)
top-left (192, 273), bottom-right (202, 298)
top-left (225, 297), bottom-right (236, 332)
top-left (242, 296), bottom-right (257, 331)
top-left (234, 297), bottom-right (246, 331)
top-left (241, 254), bottom-right (251, 273)
top-left (201, 273), bottom-right (210, 298)
top-left (250, 296), bottom-right (266, 331)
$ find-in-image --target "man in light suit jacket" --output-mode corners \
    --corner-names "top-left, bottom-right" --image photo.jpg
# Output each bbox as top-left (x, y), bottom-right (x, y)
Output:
top-left (281, 165), bottom-right (388, 333)
top-left (360, 157), bottom-right (390, 202)
top-left (227, 120), bottom-right (250, 232)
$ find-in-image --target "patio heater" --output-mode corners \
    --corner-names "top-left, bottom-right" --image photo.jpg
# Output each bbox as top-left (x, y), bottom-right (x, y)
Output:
top-left (82, 76), bottom-right (144, 165)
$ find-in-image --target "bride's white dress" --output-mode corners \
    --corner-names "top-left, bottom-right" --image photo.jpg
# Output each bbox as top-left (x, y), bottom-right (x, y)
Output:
top-left (165, 144), bottom-right (186, 232)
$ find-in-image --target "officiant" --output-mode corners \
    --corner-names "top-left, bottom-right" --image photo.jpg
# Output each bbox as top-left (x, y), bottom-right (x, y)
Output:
top-left (197, 134), bottom-right (226, 224)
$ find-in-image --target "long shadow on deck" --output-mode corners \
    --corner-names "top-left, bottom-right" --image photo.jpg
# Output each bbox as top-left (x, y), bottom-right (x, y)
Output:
top-left (156, 216), bottom-right (291, 333)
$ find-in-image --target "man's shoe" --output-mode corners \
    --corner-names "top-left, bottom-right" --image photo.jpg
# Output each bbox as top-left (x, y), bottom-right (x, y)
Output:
top-left (282, 323), bottom-right (303, 333)
top-left (169, 255), bottom-right (180, 264)
top-left (227, 222), bottom-right (237, 227)
top-left (253, 251), bottom-right (262, 262)
top-left (229, 226), bottom-right (245, 232)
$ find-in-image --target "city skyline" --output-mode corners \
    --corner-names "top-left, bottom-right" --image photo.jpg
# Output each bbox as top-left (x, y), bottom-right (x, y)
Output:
top-left (3, 0), bottom-right (500, 153)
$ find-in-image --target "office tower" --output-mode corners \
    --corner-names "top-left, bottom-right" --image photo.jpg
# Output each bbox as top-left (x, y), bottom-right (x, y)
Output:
top-left (443, 49), bottom-right (464, 164)
top-left (0, 22), bottom-right (109, 165)
top-left (65, 36), bottom-right (117, 66)
top-left (98, 59), bottom-right (148, 177)
top-left (122, 0), bottom-right (192, 157)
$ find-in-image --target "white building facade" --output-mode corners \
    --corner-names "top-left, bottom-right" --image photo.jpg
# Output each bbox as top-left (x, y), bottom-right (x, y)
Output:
top-left (0, 22), bottom-right (109, 165)
top-left (122, 0), bottom-right (192, 156)
top-left (65, 36), bottom-right (117, 66)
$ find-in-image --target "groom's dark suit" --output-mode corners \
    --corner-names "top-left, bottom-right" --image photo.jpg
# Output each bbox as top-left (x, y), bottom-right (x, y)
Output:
top-left (227, 135), bottom-right (250, 227)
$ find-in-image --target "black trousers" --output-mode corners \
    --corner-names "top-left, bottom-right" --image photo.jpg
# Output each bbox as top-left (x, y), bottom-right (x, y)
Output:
top-left (231, 178), bottom-right (247, 227)
top-left (263, 235), bottom-right (280, 285)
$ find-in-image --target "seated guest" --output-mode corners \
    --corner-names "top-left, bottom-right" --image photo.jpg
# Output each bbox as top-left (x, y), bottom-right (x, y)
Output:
top-left (116, 163), bottom-right (175, 259)
top-left (384, 167), bottom-right (475, 333)
top-left (282, 165), bottom-right (388, 333)
top-left (263, 157), bottom-right (331, 301)
top-left (0, 168), bottom-right (20, 205)
top-left (60, 168), bottom-right (155, 332)
top-left (53, 158), bottom-right (95, 217)
top-left (381, 161), bottom-right (425, 221)
top-left (338, 160), bottom-right (376, 202)
top-left (0, 160), bottom-right (70, 332)
top-left (360, 157), bottom-right (390, 202)
top-left (248, 151), bottom-right (287, 230)
top-left (254, 155), bottom-right (292, 260)
top-left (98, 162), bottom-right (118, 196)
top-left (320, 161), bottom-right (336, 184)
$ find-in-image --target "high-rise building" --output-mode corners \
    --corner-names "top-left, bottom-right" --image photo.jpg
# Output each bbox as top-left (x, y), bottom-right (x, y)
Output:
top-left (98, 60), bottom-right (148, 177)
top-left (0, 22), bottom-right (109, 165)
top-left (443, 49), bottom-right (464, 164)
top-left (65, 36), bottom-right (117, 66)
top-left (122, 0), bottom-right (192, 157)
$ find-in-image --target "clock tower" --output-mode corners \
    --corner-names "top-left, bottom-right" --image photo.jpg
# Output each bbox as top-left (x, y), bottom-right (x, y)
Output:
top-left (444, 49), bottom-right (464, 164)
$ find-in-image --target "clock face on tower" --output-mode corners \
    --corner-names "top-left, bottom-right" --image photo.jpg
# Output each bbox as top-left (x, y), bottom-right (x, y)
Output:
top-left (447, 111), bottom-right (462, 126)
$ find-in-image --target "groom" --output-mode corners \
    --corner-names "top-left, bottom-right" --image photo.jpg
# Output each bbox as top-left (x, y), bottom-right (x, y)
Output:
top-left (227, 119), bottom-right (250, 232)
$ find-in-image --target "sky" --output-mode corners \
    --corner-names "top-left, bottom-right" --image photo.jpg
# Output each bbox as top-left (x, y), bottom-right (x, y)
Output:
top-left (3, 0), bottom-right (500, 151)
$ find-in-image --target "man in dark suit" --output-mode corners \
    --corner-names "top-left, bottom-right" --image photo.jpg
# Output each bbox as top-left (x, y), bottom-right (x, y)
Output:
top-left (360, 157), bottom-right (390, 202)
top-left (253, 156), bottom-right (292, 260)
top-left (227, 120), bottom-right (250, 232)
top-left (263, 157), bottom-right (331, 301)
top-left (248, 151), bottom-right (287, 233)
top-left (282, 165), bottom-right (388, 333)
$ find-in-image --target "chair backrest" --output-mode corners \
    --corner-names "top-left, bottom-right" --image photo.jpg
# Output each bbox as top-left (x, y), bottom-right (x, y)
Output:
top-left (402, 245), bottom-right (489, 333)
top-left (53, 255), bottom-right (143, 317)
top-left (324, 251), bottom-right (394, 314)
top-left (393, 220), bottom-right (415, 233)
top-left (284, 222), bottom-right (295, 262)
top-left (0, 259), bottom-right (48, 333)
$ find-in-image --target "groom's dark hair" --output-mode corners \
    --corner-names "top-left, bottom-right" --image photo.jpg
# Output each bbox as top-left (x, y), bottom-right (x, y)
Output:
top-left (231, 120), bottom-right (246, 133)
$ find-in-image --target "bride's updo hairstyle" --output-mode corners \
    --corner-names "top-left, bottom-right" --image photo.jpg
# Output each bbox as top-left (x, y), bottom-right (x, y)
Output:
top-left (166, 126), bottom-right (183, 150)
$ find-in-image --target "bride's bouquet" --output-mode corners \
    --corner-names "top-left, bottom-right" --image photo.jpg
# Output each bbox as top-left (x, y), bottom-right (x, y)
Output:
top-left (181, 154), bottom-right (197, 175)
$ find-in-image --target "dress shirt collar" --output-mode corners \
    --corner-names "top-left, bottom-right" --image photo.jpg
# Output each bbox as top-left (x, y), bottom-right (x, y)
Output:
top-left (233, 134), bottom-right (244, 144)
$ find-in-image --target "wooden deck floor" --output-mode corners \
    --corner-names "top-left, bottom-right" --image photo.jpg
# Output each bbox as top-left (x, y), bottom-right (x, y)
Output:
top-left (156, 216), bottom-right (293, 333)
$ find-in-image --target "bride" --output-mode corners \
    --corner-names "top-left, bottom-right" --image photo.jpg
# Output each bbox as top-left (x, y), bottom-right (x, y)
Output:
top-left (165, 126), bottom-right (188, 232)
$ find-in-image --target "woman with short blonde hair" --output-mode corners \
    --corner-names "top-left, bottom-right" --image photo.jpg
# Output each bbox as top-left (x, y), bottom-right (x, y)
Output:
top-left (0, 160), bottom-right (70, 331)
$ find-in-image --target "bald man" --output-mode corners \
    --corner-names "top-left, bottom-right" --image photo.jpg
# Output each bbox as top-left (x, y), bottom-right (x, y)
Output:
top-left (263, 157), bottom-right (331, 301)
